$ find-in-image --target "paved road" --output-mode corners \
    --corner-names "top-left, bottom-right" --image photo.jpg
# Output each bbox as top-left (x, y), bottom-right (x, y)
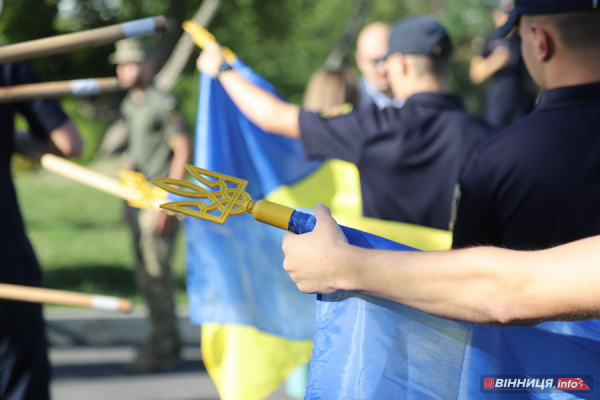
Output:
top-left (46, 308), bottom-right (295, 400)
top-left (50, 344), bottom-right (293, 400)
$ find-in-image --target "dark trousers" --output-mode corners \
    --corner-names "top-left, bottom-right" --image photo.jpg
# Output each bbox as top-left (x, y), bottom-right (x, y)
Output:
top-left (0, 229), bottom-right (51, 400)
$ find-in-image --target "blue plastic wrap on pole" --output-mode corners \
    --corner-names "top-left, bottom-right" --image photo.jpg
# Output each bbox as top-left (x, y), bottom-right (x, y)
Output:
top-left (288, 210), bottom-right (418, 252)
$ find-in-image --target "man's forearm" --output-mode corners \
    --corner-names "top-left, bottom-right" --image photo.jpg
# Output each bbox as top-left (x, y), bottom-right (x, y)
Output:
top-left (346, 246), bottom-right (520, 323)
top-left (348, 237), bottom-right (600, 324)
top-left (216, 70), bottom-right (301, 138)
top-left (16, 120), bottom-right (83, 158)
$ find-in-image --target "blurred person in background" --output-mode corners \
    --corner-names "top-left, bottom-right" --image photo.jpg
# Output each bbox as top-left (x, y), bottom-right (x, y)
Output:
top-left (1, 61), bottom-right (83, 400)
top-left (303, 68), bottom-right (360, 111)
top-left (110, 39), bottom-right (191, 372)
top-left (469, 0), bottom-right (535, 128)
top-left (197, 16), bottom-right (495, 231)
top-left (354, 22), bottom-right (402, 108)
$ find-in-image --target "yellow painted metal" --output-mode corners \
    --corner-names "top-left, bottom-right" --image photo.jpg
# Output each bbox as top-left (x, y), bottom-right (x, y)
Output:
top-left (152, 165), bottom-right (255, 222)
top-left (182, 20), bottom-right (237, 63)
top-left (118, 170), bottom-right (167, 209)
top-left (250, 200), bottom-right (294, 231)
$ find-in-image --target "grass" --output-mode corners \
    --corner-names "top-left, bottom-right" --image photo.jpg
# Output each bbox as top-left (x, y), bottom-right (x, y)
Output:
top-left (13, 158), bottom-right (188, 305)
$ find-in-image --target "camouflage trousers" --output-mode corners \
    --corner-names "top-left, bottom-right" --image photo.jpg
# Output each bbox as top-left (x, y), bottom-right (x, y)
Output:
top-left (126, 205), bottom-right (181, 356)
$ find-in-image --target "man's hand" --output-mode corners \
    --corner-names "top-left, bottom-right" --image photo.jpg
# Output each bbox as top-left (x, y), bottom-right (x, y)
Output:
top-left (196, 41), bottom-right (226, 78)
top-left (282, 204), bottom-right (354, 294)
top-left (153, 208), bottom-right (175, 234)
top-left (488, 46), bottom-right (512, 71)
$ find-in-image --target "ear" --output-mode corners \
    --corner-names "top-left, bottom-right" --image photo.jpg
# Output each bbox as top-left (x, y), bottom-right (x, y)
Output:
top-left (530, 24), bottom-right (554, 62)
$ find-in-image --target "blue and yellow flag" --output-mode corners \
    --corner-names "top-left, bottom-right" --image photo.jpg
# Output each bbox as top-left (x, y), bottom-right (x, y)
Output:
top-left (307, 294), bottom-right (600, 399)
top-left (188, 57), bottom-right (453, 399)
top-left (188, 58), bottom-right (317, 400)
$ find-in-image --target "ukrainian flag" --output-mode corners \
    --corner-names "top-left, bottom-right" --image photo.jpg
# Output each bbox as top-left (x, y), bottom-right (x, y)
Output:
top-left (188, 56), bottom-right (452, 399)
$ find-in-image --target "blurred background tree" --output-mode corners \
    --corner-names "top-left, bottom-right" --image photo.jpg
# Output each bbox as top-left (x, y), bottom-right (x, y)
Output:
top-left (1, 0), bottom-right (500, 162)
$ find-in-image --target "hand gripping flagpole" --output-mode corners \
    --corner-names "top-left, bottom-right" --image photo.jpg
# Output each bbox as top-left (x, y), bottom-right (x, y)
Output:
top-left (153, 165), bottom-right (417, 252)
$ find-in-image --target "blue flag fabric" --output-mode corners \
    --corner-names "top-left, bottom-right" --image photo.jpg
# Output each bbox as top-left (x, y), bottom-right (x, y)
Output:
top-left (300, 224), bottom-right (600, 399)
top-left (186, 58), bottom-right (319, 339)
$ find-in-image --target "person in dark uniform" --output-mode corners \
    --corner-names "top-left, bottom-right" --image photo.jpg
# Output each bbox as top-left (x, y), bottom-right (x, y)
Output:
top-left (0, 62), bottom-right (83, 400)
top-left (452, 0), bottom-right (600, 250)
top-left (197, 16), bottom-right (495, 231)
top-left (469, 1), bottom-right (536, 128)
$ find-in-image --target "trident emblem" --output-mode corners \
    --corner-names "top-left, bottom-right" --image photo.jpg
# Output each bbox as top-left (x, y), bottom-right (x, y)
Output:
top-left (152, 165), bottom-right (255, 224)
top-left (153, 165), bottom-right (295, 230)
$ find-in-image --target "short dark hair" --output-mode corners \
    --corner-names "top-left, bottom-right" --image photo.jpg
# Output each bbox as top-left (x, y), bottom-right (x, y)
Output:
top-left (407, 54), bottom-right (451, 80)
top-left (536, 12), bottom-right (600, 50)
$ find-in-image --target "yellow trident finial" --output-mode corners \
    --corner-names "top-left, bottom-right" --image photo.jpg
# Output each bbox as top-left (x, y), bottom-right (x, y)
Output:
top-left (152, 165), bottom-right (295, 230)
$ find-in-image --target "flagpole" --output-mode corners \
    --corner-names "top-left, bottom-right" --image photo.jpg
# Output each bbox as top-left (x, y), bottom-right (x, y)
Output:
top-left (18, 148), bottom-right (165, 209)
top-left (0, 77), bottom-right (121, 103)
top-left (0, 283), bottom-right (133, 313)
top-left (0, 16), bottom-right (167, 65)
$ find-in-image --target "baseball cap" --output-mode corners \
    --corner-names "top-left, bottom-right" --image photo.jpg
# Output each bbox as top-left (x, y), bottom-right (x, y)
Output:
top-left (108, 38), bottom-right (149, 64)
top-left (497, 0), bottom-right (600, 37)
top-left (387, 16), bottom-right (453, 57)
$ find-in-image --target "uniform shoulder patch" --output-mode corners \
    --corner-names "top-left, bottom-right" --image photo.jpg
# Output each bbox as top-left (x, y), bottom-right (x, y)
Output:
top-left (319, 103), bottom-right (354, 118)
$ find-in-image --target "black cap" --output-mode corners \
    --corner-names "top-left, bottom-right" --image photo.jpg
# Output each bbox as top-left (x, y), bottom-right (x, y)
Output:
top-left (388, 16), bottom-right (453, 57)
top-left (497, 0), bottom-right (600, 37)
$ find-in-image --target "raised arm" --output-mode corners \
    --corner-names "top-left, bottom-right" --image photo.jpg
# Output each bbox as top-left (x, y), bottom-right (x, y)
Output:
top-left (282, 205), bottom-right (600, 325)
top-left (469, 46), bottom-right (511, 84)
top-left (196, 42), bottom-right (301, 138)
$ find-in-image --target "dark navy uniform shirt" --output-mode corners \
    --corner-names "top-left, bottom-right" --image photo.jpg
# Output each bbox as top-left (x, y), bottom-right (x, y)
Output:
top-left (0, 62), bottom-right (67, 284)
top-left (299, 93), bottom-right (495, 230)
top-left (452, 81), bottom-right (600, 250)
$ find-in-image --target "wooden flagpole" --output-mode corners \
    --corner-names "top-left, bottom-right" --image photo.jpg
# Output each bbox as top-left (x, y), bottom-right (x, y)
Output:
top-left (17, 148), bottom-right (166, 209)
top-left (0, 16), bottom-right (167, 65)
top-left (0, 77), bottom-right (121, 103)
top-left (0, 283), bottom-right (133, 313)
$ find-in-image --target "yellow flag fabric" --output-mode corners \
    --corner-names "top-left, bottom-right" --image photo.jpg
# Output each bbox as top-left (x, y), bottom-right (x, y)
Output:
top-left (201, 323), bottom-right (313, 400)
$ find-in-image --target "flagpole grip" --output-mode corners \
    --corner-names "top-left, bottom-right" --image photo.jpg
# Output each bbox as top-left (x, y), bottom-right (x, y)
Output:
top-left (288, 210), bottom-right (418, 252)
top-left (250, 200), bottom-right (294, 231)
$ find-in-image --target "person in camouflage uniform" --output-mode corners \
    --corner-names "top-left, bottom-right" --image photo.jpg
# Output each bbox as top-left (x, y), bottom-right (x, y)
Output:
top-left (110, 39), bottom-right (191, 372)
